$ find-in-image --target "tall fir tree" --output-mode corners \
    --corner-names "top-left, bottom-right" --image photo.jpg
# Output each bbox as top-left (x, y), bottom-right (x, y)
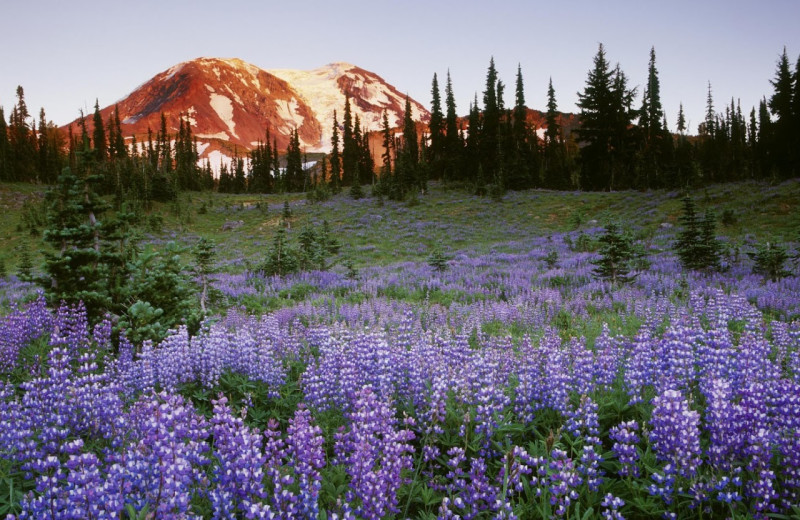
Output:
top-left (543, 78), bottom-right (570, 189)
top-left (444, 70), bottom-right (461, 183)
top-left (638, 47), bottom-right (668, 188)
top-left (576, 44), bottom-right (619, 190)
top-left (9, 86), bottom-right (37, 182)
top-left (92, 100), bottom-right (107, 163)
top-left (329, 109), bottom-right (342, 192)
top-left (769, 47), bottom-right (794, 178)
top-left (341, 95), bottom-right (357, 186)
top-left (0, 107), bottom-right (8, 181)
top-left (479, 58), bottom-right (501, 190)
top-left (428, 73), bottom-right (445, 179)
top-left (380, 109), bottom-right (393, 178)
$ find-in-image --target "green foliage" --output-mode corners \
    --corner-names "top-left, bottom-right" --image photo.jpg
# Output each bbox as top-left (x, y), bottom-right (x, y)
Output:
top-left (349, 182), bottom-right (364, 200)
top-left (120, 241), bottom-right (199, 343)
top-left (675, 196), bottom-right (722, 271)
top-left (748, 241), bottom-right (791, 282)
top-left (544, 250), bottom-right (559, 269)
top-left (307, 183), bottom-right (331, 203)
top-left (16, 245), bottom-right (33, 280)
top-left (260, 226), bottom-right (298, 277)
top-left (427, 246), bottom-right (450, 272)
top-left (298, 220), bottom-right (341, 271)
top-left (592, 222), bottom-right (639, 284)
top-left (720, 208), bottom-right (737, 226)
top-left (192, 237), bottom-right (218, 314)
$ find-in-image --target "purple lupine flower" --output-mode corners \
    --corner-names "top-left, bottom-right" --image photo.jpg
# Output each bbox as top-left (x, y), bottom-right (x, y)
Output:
top-left (333, 385), bottom-right (415, 520)
top-left (649, 389), bottom-right (701, 479)
top-left (119, 391), bottom-right (209, 518)
top-left (609, 420), bottom-right (640, 477)
top-left (286, 404), bottom-right (326, 518)
top-left (209, 394), bottom-right (267, 517)
top-left (601, 493), bottom-right (625, 520)
top-left (547, 448), bottom-right (582, 517)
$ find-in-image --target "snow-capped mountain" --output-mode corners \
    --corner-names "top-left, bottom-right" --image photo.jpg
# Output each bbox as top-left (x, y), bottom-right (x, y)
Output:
top-left (69, 57), bottom-right (430, 166)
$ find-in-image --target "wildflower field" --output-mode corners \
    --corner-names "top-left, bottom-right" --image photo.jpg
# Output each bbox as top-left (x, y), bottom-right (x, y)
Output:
top-left (1, 180), bottom-right (799, 519)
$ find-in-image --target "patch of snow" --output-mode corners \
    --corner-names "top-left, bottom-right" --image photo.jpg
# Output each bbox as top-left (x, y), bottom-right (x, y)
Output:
top-left (185, 106), bottom-right (197, 127)
top-left (226, 85), bottom-right (243, 106)
top-left (206, 84), bottom-right (216, 93)
top-left (209, 93), bottom-right (237, 138)
top-left (122, 115), bottom-right (141, 125)
top-left (196, 141), bottom-right (210, 155)
top-left (275, 98), bottom-right (304, 131)
top-left (196, 131), bottom-right (230, 140)
top-left (164, 63), bottom-right (185, 81)
top-left (269, 62), bottom-right (426, 153)
top-left (206, 150), bottom-right (232, 178)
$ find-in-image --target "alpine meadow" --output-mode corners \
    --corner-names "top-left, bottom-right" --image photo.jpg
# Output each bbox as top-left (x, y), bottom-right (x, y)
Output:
top-left (2, 37), bottom-right (800, 520)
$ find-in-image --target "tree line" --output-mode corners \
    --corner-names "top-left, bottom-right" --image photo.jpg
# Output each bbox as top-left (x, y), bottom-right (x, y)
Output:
top-left (1, 44), bottom-right (799, 198)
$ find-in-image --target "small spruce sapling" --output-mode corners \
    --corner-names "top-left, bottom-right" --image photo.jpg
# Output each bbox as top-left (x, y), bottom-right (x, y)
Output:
top-left (427, 246), bottom-right (450, 272)
top-left (192, 237), bottom-right (218, 314)
top-left (748, 241), bottom-right (791, 282)
top-left (676, 196), bottom-right (722, 271)
top-left (592, 222), bottom-right (638, 284)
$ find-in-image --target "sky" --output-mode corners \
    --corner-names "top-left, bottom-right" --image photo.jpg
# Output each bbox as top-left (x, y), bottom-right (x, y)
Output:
top-left (2, 0), bottom-right (799, 135)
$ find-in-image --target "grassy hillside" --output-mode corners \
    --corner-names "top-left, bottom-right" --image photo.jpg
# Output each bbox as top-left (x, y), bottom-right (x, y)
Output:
top-left (2, 179), bottom-right (798, 276)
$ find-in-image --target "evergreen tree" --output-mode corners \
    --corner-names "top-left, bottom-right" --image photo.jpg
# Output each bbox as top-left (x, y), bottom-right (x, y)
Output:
top-left (9, 86), bottom-right (36, 181)
top-left (543, 78), bottom-right (570, 189)
top-left (506, 63), bottom-right (535, 190)
top-left (41, 167), bottom-right (120, 320)
top-left (92, 100), bottom-right (107, 163)
top-left (769, 47), bottom-right (794, 177)
top-left (110, 105), bottom-right (127, 160)
top-left (233, 156), bottom-right (246, 193)
top-left (192, 237), bottom-right (217, 314)
top-left (592, 222), bottom-right (638, 284)
top-left (748, 241), bottom-right (791, 282)
top-left (393, 96), bottom-right (421, 198)
top-left (380, 110), bottom-right (393, 178)
top-left (427, 246), bottom-right (450, 272)
top-left (443, 70), bottom-right (460, 183)
top-left (249, 131), bottom-right (274, 193)
top-left (576, 44), bottom-right (624, 191)
top-left (465, 96), bottom-right (482, 190)
top-left (330, 110), bottom-right (342, 192)
top-left (638, 47), bottom-right (668, 188)
top-left (793, 54), bottom-right (800, 175)
top-left (428, 72), bottom-right (445, 179)
top-left (0, 107), bottom-right (9, 181)
top-left (342, 95), bottom-right (357, 186)
top-left (359, 125), bottom-right (374, 186)
top-left (120, 241), bottom-right (198, 344)
top-left (260, 226), bottom-right (298, 277)
top-left (480, 58), bottom-right (501, 188)
top-left (284, 128), bottom-right (303, 192)
top-left (676, 196), bottom-right (702, 269)
top-left (676, 196), bottom-right (722, 271)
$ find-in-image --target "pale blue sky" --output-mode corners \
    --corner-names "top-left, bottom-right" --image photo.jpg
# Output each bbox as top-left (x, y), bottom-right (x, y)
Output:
top-left (2, 0), bottom-right (798, 134)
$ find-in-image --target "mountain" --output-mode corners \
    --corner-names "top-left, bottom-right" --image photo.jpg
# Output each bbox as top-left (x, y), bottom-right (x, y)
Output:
top-left (67, 57), bottom-right (430, 166)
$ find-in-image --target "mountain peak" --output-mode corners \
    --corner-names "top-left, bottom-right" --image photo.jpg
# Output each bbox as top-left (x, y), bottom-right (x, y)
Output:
top-left (66, 58), bottom-right (429, 171)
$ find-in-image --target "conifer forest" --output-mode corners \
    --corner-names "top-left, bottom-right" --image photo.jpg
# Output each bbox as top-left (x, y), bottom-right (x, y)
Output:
top-left (1, 44), bottom-right (800, 519)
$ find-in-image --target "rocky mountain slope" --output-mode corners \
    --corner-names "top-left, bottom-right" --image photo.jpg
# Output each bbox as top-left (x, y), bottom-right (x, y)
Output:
top-left (68, 57), bottom-right (430, 165)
